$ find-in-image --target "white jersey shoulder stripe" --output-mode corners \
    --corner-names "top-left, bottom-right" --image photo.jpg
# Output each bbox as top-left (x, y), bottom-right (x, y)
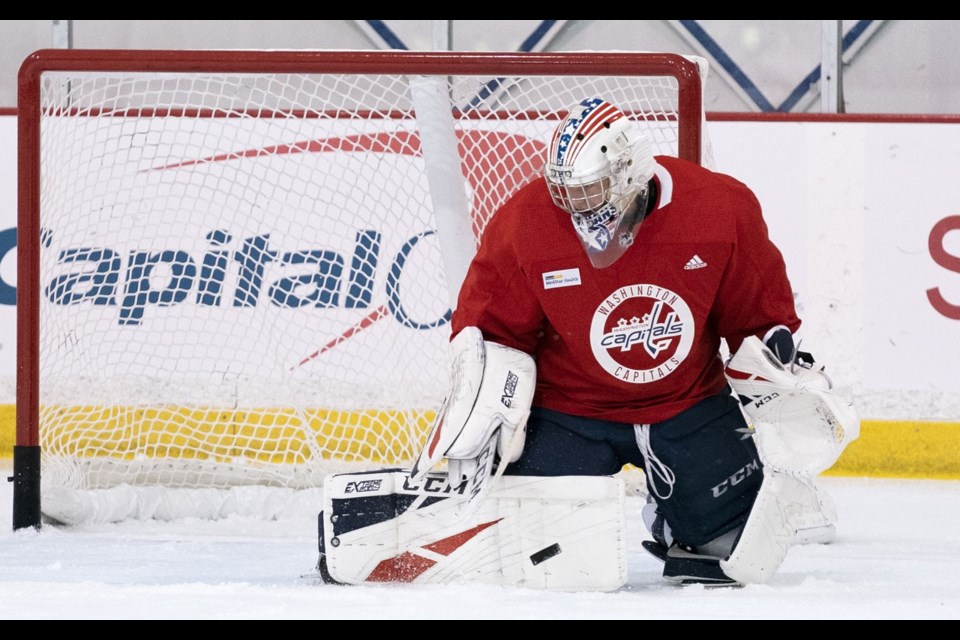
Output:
top-left (652, 162), bottom-right (673, 209)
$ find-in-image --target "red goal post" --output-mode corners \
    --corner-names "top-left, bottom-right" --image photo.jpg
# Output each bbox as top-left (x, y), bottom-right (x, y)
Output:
top-left (14, 49), bottom-right (707, 528)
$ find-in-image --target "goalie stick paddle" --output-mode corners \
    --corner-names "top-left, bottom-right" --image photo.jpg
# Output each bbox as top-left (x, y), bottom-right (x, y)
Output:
top-left (451, 425), bottom-right (517, 525)
top-left (409, 395), bottom-right (452, 482)
top-left (414, 412), bottom-right (528, 532)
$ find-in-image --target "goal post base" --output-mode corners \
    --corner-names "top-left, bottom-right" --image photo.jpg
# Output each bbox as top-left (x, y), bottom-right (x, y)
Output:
top-left (12, 445), bottom-right (41, 530)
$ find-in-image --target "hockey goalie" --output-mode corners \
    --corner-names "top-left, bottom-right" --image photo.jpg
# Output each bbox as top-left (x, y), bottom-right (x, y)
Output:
top-left (315, 97), bottom-right (860, 589)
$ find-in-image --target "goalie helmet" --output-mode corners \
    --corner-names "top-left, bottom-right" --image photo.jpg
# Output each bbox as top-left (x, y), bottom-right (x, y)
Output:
top-left (544, 98), bottom-right (656, 268)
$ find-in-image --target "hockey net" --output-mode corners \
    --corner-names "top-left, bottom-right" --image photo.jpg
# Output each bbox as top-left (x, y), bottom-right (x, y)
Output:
top-left (17, 49), bottom-right (708, 523)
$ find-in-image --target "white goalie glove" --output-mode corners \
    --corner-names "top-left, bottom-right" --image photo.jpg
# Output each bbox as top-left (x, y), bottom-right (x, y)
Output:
top-left (411, 326), bottom-right (537, 493)
top-left (725, 334), bottom-right (859, 477)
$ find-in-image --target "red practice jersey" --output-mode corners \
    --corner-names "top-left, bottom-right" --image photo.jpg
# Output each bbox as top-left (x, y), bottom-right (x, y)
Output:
top-left (452, 155), bottom-right (800, 424)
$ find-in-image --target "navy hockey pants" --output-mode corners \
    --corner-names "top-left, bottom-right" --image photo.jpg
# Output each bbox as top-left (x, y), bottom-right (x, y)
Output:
top-left (504, 387), bottom-right (763, 547)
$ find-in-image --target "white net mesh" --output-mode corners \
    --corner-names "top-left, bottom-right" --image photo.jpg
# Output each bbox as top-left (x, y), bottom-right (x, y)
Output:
top-left (27, 53), bottom-right (705, 518)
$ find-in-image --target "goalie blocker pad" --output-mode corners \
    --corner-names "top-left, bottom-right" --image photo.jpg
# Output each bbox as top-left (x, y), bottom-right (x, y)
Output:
top-left (319, 469), bottom-right (627, 591)
top-left (410, 326), bottom-right (537, 484)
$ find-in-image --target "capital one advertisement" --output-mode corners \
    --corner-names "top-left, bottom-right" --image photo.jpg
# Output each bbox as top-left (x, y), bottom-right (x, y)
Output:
top-left (0, 115), bottom-right (15, 403)
top-left (1, 115), bottom-right (959, 421)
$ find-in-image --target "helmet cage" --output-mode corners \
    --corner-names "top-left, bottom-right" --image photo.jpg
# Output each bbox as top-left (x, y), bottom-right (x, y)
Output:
top-left (546, 174), bottom-right (612, 215)
top-left (542, 98), bottom-right (656, 268)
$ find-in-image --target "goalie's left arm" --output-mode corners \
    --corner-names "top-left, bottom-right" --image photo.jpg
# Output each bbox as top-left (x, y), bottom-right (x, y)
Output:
top-left (725, 331), bottom-right (859, 477)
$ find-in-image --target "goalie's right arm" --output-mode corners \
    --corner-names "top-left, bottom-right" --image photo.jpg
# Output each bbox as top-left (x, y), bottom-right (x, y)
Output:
top-left (410, 326), bottom-right (537, 486)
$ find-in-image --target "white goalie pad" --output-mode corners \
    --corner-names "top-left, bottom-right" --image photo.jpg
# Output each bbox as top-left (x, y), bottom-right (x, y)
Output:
top-left (411, 326), bottom-right (537, 487)
top-left (792, 476), bottom-right (838, 545)
top-left (720, 469), bottom-right (825, 584)
top-left (321, 470), bottom-right (627, 591)
top-left (725, 336), bottom-right (860, 476)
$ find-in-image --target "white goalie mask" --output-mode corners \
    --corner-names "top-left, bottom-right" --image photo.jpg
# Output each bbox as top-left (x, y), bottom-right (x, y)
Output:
top-left (544, 98), bottom-right (656, 268)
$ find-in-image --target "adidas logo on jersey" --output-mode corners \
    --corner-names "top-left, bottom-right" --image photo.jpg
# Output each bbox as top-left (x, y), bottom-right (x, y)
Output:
top-left (684, 255), bottom-right (707, 270)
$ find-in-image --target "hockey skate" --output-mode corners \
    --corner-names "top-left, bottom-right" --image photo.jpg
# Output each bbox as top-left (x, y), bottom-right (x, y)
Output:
top-left (641, 498), bottom-right (739, 586)
top-left (641, 540), bottom-right (740, 586)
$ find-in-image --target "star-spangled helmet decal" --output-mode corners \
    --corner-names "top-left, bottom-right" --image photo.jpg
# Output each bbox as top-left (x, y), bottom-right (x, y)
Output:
top-left (551, 98), bottom-right (607, 167)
